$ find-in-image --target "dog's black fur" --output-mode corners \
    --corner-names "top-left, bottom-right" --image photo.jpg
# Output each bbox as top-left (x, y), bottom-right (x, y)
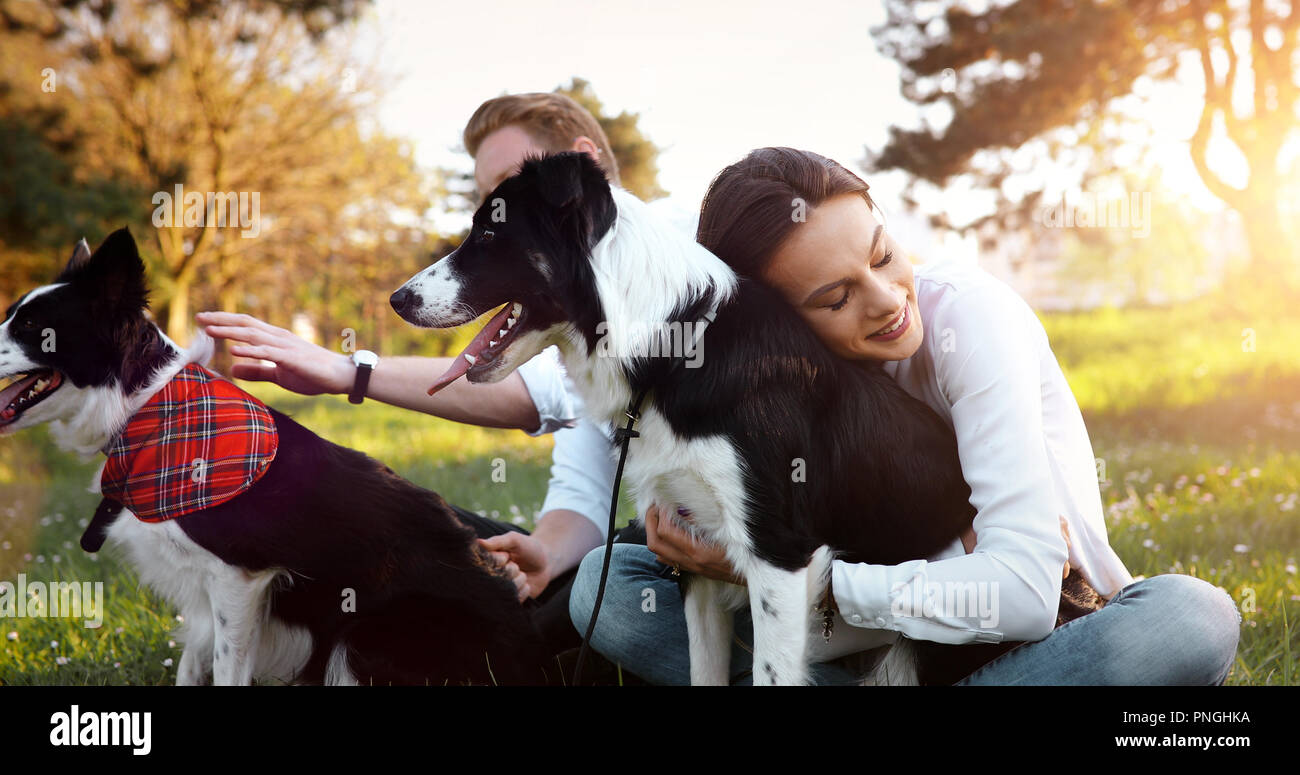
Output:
top-left (2, 230), bottom-right (551, 685)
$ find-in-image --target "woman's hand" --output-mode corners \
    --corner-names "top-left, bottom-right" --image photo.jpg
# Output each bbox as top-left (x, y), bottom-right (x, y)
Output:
top-left (645, 503), bottom-right (745, 586)
top-left (195, 311), bottom-right (354, 396)
top-left (1059, 515), bottom-right (1072, 579)
top-left (960, 517), bottom-right (1073, 580)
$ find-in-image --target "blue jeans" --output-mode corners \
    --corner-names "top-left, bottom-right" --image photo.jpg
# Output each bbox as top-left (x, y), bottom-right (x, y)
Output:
top-left (569, 544), bottom-right (1242, 686)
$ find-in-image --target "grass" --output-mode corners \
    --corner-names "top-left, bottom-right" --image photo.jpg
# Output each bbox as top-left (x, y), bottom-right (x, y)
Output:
top-left (2, 287), bottom-right (1298, 685)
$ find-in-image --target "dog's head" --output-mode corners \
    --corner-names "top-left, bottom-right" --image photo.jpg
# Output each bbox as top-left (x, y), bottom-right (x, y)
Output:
top-left (0, 228), bottom-right (170, 436)
top-left (390, 151), bottom-right (617, 395)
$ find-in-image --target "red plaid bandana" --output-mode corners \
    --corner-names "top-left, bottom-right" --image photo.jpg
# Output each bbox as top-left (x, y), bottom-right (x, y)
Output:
top-left (101, 364), bottom-right (279, 522)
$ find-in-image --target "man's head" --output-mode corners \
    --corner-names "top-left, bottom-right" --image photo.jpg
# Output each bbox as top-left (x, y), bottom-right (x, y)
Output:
top-left (464, 92), bottom-right (620, 201)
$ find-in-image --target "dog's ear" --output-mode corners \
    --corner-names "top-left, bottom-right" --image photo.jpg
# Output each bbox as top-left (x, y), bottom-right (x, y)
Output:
top-left (64, 238), bottom-right (92, 275)
top-left (55, 238), bottom-right (94, 282)
top-left (538, 152), bottom-right (587, 210)
top-left (79, 228), bottom-right (150, 316)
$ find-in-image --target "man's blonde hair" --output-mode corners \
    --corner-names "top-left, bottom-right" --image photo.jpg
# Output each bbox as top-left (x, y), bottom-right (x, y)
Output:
top-left (463, 92), bottom-right (622, 186)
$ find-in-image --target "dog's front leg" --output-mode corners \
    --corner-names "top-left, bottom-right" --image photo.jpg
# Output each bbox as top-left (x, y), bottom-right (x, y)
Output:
top-left (175, 627), bottom-right (213, 686)
top-left (746, 547), bottom-right (833, 686)
top-left (683, 575), bottom-right (732, 686)
top-left (208, 567), bottom-right (275, 686)
top-left (173, 599), bottom-right (214, 685)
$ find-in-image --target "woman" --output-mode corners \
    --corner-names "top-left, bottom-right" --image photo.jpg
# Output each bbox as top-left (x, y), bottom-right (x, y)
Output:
top-left (568, 147), bottom-right (1241, 685)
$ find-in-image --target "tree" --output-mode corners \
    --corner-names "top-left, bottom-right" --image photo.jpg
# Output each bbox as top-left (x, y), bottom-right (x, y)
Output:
top-left (0, 0), bottom-right (430, 345)
top-left (870, 0), bottom-right (1299, 280)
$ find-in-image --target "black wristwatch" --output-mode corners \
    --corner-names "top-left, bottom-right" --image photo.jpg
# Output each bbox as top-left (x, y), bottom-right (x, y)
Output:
top-left (348, 350), bottom-right (378, 404)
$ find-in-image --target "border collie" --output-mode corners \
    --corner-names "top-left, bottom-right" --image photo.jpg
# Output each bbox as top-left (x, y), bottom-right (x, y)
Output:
top-left (391, 151), bottom-right (1102, 685)
top-left (0, 230), bottom-right (550, 685)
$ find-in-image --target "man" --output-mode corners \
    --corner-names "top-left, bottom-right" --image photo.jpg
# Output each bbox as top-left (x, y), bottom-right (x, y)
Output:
top-left (196, 92), bottom-right (646, 658)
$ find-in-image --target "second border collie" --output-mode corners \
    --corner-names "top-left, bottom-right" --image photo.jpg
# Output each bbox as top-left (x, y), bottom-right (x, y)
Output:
top-left (0, 231), bottom-right (551, 685)
top-left (392, 152), bottom-right (1102, 685)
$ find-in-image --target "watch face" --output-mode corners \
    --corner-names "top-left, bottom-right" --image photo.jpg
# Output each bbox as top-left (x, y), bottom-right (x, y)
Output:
top-left (352, 350), bottom-right (378, 368)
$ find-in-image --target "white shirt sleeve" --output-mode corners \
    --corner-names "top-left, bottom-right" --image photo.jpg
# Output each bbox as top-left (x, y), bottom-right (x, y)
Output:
top-left (511, 346), bottom-right (618, 536)
top-left (536, 418), bottom-right (618, 539)
top-left (829, 282), bottom-right (1069, 644)
top-left (515, 346), bottom-right (579, 436)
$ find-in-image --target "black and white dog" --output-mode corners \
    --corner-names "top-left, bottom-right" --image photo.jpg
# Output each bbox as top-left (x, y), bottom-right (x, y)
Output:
top-left (0, 230), bottom-right (550, 685)
top-left (392, 152), bottom-right (1101, 685)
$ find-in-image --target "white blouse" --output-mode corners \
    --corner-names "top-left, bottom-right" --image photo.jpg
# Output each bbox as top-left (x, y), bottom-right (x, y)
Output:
top-left (827, 259), bottom-right (1134, 652)
top-left (516, 258), bottom-right (1134, 654)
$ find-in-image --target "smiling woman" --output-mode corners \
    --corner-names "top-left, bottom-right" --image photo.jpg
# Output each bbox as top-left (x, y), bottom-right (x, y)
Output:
top-left (570, 146), bottom-right (1242, 685)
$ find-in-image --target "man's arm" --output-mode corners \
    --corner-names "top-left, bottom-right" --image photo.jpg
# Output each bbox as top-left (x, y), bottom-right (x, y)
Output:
top-left (195, 311), bottom-right (540, 430)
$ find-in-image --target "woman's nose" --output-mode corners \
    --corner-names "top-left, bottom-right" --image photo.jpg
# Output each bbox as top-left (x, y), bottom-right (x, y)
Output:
top-left (856, 269), bottom-right (902, 322)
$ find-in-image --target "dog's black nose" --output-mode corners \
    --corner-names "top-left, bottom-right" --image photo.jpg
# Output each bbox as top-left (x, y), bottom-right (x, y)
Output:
top-left (390, 287), bottom-right (421, 316)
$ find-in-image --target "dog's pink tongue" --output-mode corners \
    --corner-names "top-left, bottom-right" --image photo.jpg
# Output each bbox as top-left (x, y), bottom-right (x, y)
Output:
top-left (427, 303), bottom-right (516, 396)
top-left (0, 374), bottom-right (38, 422)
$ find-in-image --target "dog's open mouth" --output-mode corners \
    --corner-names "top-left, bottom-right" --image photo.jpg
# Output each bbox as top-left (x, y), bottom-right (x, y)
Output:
top-left (0, 369), bottom-right (63, 428)
top-left (428, 302), bottom-right (527, 395)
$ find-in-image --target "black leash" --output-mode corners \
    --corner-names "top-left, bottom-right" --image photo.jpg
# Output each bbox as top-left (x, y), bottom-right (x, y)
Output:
top-left (572, 384), bottom-right (651, 686)
top-left (571, 303), bottom-right (719, 685)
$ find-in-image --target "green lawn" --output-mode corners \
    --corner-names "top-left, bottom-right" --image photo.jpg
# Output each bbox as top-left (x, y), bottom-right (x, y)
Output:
top-left (1, 289), bottom-right (1297, 685)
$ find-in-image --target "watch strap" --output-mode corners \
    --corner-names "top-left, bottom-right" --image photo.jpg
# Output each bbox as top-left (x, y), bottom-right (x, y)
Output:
top-left (348, 359), bottom-right (373, 404)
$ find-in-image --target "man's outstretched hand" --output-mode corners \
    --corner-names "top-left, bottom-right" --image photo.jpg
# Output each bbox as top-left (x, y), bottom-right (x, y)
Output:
top-left (478, 532), bottom-right (555, 602)
top-left (196, 311), bottom-right (353, 396)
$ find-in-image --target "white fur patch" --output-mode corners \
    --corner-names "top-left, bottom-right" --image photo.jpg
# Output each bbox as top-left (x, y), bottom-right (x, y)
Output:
top-left (395, 250), bottom-right (476, 327)
top-left (103, 509), bottom-right (312, 685)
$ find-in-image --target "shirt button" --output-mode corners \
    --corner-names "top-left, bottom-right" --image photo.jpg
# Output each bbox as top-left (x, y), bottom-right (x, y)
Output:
top-left (874, 616), bottom-right (887, 627)
top-left (849, 614), bottom-right (863, 624)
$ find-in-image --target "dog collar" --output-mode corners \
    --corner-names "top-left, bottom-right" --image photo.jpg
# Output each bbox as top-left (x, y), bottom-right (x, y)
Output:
top-left (98, 363), bottom-right (279, 524)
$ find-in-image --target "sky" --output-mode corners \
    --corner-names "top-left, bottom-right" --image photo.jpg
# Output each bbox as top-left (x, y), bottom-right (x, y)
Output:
top-left (356, 0), bottom-right (1229, 260)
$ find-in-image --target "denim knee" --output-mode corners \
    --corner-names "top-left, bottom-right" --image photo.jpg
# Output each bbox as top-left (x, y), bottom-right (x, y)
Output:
top-left (1117, 573), bottom-right (1241, 685)
top-left (568, 544), bottom-right (672, 659)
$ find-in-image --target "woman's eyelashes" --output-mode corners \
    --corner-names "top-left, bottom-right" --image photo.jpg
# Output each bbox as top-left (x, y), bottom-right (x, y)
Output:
top-left (824, 252), bottom-right (895, 312)
top-left (829, 288), bottom-right (851, 311)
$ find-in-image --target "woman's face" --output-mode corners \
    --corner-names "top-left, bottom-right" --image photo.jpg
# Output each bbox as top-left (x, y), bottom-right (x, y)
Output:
top-left (762, 192), bottom-right (923, 362)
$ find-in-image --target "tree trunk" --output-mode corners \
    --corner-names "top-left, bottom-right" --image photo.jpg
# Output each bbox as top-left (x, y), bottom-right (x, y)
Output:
top-left (209, 283), bottom-right (240, 376)
top-left (166, 275), bottom-right (192, 346)
top-left (1238, 200), bottom-right (1299, 289)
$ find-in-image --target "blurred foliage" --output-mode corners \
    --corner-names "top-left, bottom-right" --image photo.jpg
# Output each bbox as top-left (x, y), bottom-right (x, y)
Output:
top-left (0, 0), bottom-right (445, 362)
top-left (1053, 169), bottom-right (1220, 306)
top-left (870, 0), bottom-right (1300, 279)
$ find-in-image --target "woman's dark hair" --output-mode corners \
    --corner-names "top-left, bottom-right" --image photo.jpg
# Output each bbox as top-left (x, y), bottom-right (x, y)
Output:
top-left (696, 147), bottom-right (878, 279)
